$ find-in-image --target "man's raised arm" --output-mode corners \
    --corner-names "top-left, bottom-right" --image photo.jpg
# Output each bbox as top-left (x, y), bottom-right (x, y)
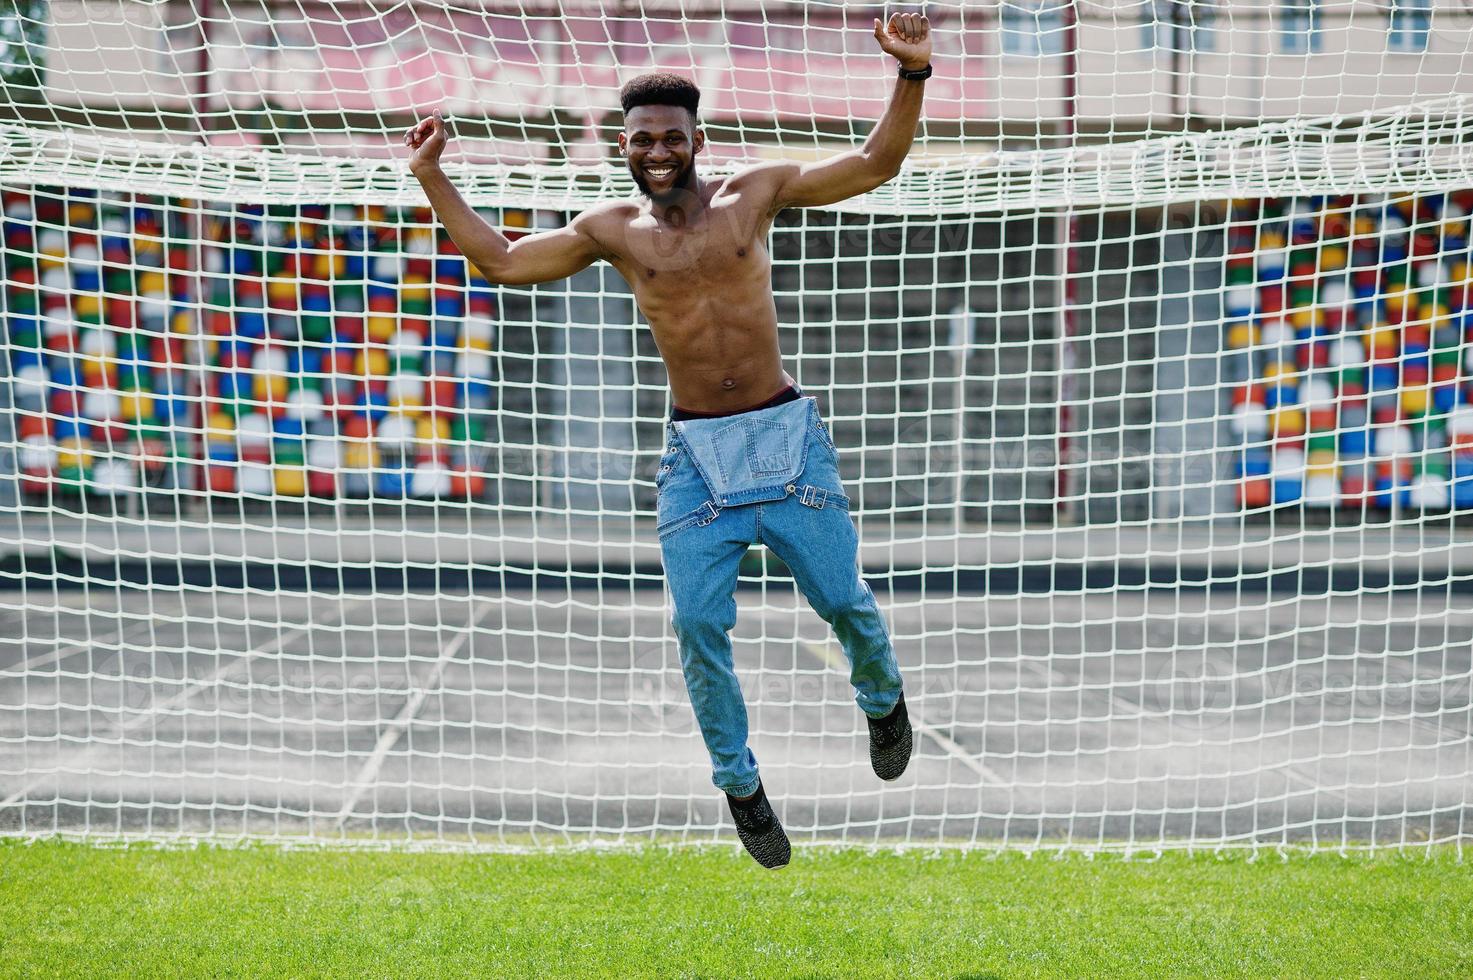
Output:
top-left (758, 12), bottom-right (931, 213)
top-left (405, 113), bottom-right (605, 286)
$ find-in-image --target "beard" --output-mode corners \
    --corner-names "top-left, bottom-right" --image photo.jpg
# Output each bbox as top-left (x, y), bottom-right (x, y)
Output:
top-left (630, 158), bottom-right (696, 201)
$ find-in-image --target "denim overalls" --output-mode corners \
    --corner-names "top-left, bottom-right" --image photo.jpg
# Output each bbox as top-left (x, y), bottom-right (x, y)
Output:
top-left (655, 396), bottom-right (904, 797)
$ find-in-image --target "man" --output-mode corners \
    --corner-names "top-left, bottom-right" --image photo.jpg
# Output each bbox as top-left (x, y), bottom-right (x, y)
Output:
top-left (405, 13), bottom-right (931, 868)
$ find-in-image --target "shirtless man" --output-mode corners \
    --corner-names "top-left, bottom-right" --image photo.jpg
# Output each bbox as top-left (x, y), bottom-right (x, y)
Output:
top-left (406, 12), bottom-right (931, 868)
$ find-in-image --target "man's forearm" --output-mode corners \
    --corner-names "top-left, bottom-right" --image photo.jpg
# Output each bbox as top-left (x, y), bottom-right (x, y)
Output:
top-left (411, 164), bottom-right (508, 280)
top-left (863, 74), bottom-right (927, 176)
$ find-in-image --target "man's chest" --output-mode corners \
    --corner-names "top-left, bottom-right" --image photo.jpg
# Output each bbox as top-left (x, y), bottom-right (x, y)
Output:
top-left (617, 198), bottom-right (768, 276)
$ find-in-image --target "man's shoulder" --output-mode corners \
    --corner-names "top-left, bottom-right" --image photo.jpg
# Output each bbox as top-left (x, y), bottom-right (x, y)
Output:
top-left (721, 161), bottom-right (800, 195)
top-left (576, 199), bottom-right (639, 228)
top-left (718, 161), bottom-right (801, 217)
top-left (569, 200), bottom-right (638, 257)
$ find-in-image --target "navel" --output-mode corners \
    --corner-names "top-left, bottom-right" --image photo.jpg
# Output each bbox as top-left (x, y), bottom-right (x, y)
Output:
top-left (736, 248), bottom-right (746, 257)
top-left (721, 378), bottom-right (736, 390)
top-left (646, 269), bottom-right (656, 278)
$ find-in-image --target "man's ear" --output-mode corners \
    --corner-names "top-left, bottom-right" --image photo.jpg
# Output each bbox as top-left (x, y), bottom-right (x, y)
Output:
top-left (693, 127), bottom-right (705, 156)
top-left (617, 131), bottom-right (628, 155)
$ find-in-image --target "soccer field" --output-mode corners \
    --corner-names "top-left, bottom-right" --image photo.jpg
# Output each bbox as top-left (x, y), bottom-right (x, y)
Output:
top-left (2, 841), bottom-right (1470, 977)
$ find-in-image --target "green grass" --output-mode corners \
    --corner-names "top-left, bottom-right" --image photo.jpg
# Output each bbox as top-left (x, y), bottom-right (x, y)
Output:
top-left (2, 841), bottom-right (1471, 978)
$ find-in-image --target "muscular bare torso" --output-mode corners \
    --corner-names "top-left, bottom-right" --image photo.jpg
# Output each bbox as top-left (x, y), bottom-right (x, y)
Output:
top-left (581, 174), bottom-right (792, 413)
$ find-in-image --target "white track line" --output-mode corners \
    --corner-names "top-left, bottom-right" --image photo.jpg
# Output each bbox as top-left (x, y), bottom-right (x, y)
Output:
top-left (798, 639), bottom-right (1006, 786)
top-left (5, 621), bottom-right (156, 674)
top-left (333, 599), bottom-right (496, 827)
top-left (0, 598), bottom-right (363, 812)
top-left (3, 595), bottom-right (189, 674)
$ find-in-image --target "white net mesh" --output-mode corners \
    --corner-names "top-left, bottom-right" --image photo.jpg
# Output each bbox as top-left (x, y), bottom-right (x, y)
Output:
top-left (7, 1), bottom-right (1473, 209)
top-left (1, 0), bottom-right (1471, 852)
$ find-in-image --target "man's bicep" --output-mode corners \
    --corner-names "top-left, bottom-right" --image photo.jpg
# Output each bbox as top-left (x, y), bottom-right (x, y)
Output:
top-left (494, 214), bottom-right (605, 285)
top-left (770, 151), bottom-right (884, 212)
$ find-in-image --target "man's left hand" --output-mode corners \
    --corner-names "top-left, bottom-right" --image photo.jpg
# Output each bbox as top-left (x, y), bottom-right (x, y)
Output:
top-left (873, 12), bottom-right (931, 72)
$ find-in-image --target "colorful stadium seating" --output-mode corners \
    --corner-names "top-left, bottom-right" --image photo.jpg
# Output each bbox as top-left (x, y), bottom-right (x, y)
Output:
top-left (7, 187), bottom-right (1472, 515)
top-left (1226, 193), bottom-right (1473, 513)
top-left (4, 189), bottom-right (497, 502)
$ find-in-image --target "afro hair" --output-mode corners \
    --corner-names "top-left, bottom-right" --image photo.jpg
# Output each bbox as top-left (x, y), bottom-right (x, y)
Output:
top-left (620, 72), bottom-right (701, 121)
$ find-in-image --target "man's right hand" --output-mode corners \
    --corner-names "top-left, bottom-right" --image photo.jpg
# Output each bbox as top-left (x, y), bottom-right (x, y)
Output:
top-left (404, 111), bottom-right (447, 175)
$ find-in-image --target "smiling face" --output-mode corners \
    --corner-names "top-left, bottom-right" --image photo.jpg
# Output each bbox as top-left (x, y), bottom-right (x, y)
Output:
top-left (619, 104), bottom-right (704, 202)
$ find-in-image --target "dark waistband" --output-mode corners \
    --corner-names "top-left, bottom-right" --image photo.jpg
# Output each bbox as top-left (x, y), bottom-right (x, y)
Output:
top-left (671, 384), bottom-right (803, 422)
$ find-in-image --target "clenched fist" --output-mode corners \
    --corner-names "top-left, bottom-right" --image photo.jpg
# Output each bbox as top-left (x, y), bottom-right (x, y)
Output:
top-left (873, 12), bottom-right (931, 72)
top-left (404, 111), bottom-right (448, 175)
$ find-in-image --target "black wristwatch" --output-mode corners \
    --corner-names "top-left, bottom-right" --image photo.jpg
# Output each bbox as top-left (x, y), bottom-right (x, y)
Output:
top-left (898, 63), bottom-right (933, 81)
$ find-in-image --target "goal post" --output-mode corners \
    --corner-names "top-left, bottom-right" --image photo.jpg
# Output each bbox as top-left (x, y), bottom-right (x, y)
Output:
top-left (1, 0), bottom-right (1472, 852)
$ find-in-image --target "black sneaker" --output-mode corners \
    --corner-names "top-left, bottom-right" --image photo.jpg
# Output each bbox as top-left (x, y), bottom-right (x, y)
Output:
top-left (725, 782), bottom-right (790, 869)
top-left (867, 693), bottom-right (913, 781)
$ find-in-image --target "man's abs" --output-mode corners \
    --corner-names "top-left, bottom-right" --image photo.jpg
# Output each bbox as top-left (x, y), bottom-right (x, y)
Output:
top-left (656, 318), bottom-right (789, 414)
top-left (593, 187), bottom-right (790, 413)
top-left (628, 261), bottom-right (787, 413)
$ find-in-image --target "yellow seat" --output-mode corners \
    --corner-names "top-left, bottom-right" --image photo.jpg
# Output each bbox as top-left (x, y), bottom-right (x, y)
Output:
top-left (416, 415), bottom-right (451, 444)
top-left (342, 440), bottom-right (377, 470)
top-left (206, 411), bottom-right (236, 444)
top-left (137, 270), bottom-right (167, 295)
top-left (120, 391), bottom-right (154, 422)
top-left (80, 356), bottom-right (116, 386)
top-left (1273, 408), bottom-right (1306, 437)
top-left (56, 438), bottom-right (91, 470)
top-left (267, 278), bottom-right (297, 304)
top-left (1226, 323), bottom-right (1257, 350)
top-left (355, 348), bottom-right (390, 379)
top-left (1401, 386), bottom-right (1430, 416)
top-left (1307, 448), bottom-right (1337, 469)
top-left (1262, 361), bottom-right (1296, 382)
top-left (274, 467), bottom-right (307, 497)
top-left (367, 315), bottom-right (397, 342)
top-left (1371, 328), bottom-right (1400, 358)
top-left (315, 252), bottom-right (345, 279)
top-left (254, 374), bottom-right (289, 404)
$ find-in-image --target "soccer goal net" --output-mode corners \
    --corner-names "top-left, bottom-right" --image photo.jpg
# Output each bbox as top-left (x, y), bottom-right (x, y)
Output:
top-left (1, 0), bottom-right (1471, 852)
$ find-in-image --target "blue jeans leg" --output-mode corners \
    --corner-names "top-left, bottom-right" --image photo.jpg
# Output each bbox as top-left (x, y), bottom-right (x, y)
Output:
top-left (760, 496), bottom-right (903, 720)
top-left (660, 506), bottom-right (761, 798)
